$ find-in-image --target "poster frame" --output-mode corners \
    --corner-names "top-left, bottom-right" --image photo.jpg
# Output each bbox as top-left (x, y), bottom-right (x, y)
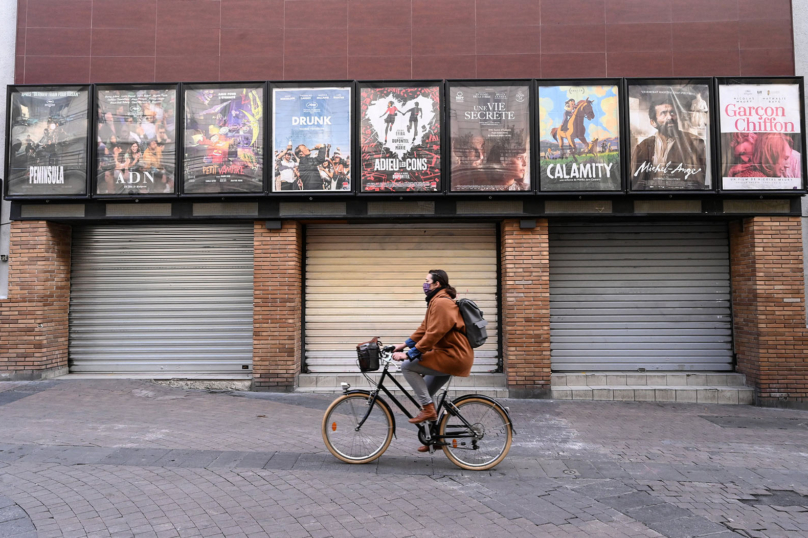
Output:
top-left (536, 78), bottom-right (626, 195)
top-left (268, 80), bottom-right (356, 197)
top-left (4, 83), bottom-right (92, 200)
top-left (715, 76), bottom-right (808, 195)
top-left (623, 77), bottom-right (718, 195)
top-left (179, 81), bottom-right (268, 197)
top-left (356, 79), bottom-right (446, 196)
top-left (92, 82), bottom-right (180, 199)
top-left (445, 79), bottom-right (536, 196)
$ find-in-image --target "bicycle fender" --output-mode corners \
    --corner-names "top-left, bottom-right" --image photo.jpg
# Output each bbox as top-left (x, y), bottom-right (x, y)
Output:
top-left (450, 393), bottom-right (517, 435)
top-left (344, 389), bottom-right (397, 438)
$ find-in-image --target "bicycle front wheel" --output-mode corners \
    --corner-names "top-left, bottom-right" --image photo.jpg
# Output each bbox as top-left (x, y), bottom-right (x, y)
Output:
top-left (322, 393), bottom-right (394, 464)
top-left (439, 397), bottom-right (513, 471)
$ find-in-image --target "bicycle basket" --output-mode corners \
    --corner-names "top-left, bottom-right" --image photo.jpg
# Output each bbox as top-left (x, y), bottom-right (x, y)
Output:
top-left (356, 337), bottom-right (381, 372)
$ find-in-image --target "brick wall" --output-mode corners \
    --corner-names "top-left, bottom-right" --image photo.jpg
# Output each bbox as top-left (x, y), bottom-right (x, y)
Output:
top-left (501, 219), bottom-right (551, 397)
top-left (13, 0), bottom-right (794, 84)
top-left (253, 220), bottom-right (303, 391)
top-left (730, 217), bottom-right (808, 407)
top-left (0, 221), bottom-right (71, 380)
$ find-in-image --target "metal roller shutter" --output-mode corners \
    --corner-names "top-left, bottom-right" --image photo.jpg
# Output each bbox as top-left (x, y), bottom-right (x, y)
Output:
top-left (305, 223), bottom-right (498, 373)
top-left (69, 224), bottom-right (254, 374)
top-left (549, 221), bottom-right (733, 372)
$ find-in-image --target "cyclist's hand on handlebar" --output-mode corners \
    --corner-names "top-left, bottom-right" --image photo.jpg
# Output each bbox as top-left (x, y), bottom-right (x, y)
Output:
top-left (392, 352), bottom-right (408, 362)
top-left (393, 343), bottom-right (406, 352)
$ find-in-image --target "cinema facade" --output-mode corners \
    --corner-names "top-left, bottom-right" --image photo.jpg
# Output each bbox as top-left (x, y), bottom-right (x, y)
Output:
top-left (0, 71), bottom-right (804, 410)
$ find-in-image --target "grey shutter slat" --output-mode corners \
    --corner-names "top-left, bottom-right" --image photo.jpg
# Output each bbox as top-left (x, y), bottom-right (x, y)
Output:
top-left (305, 223), bottom-right (498, 373)
top-left (550, 222), bottom-right (733, 372)
top-left (69, 224), bottom-right (254, 374)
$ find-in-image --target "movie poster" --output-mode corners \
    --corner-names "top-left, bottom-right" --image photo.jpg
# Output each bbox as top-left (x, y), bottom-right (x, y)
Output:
top-left (271, 86), bottom-right (351, 192)
top-left (360, 85), bottom-right (441, 192)
top-left (96, 87), bottom-right (177, 195)
top-left (7, 87), bottom-right (89, 196)
top-left (628, 82), bottom-right (711, 191)
top-left (539, 84), bottom-right (621, 191)
top-left (449, 84), bottom-right (531, 192)
top-left (719, 83), bottom-right (803, 190)
top-left (184, 86), bottom-right (264, 194)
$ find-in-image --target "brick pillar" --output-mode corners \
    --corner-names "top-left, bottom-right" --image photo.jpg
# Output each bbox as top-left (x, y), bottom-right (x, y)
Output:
top-left (0, 221), bottom-right (71, 380)
top-left (253, 221), bottom-right (303, 391)
top-left (501, 219), bottom-right (551, 397)
top-left (730, 217), bottom-right (808, 408)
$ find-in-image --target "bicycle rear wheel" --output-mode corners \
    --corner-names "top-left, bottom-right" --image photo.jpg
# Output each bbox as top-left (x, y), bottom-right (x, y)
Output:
top-left (439, 397), bottom-right (512, 471)
top-left (322, 393), bottom-right (394, 464)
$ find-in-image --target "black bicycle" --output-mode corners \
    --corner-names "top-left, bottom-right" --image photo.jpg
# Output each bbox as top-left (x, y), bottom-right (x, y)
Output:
top-left (321, 341), bottom-right (514, 471)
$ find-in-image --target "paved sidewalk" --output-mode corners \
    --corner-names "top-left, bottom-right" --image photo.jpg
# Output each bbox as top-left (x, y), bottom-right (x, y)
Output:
top-left (0, 380), bottom-right (807, 537)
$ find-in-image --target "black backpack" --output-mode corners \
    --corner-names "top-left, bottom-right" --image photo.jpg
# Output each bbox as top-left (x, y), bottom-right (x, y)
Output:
top-left (456, 298), bottom-right (488, 348)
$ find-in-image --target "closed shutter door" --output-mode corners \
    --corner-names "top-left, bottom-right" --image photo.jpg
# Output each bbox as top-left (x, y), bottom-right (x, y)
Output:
top-left (69, 224), bottom-right (254, 374)
top-left (549, 221), bottom-right (733, 372)
top-left (305, 223), bottom-right (498, 373)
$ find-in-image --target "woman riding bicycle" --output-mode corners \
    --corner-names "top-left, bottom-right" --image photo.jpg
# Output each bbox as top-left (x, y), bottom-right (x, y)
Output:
top-left (392, 270), bottom-right (473, 451)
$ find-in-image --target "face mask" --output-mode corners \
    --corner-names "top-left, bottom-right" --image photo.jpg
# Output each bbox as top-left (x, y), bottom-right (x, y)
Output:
top-left (423, 283), bottom-right (431, 295)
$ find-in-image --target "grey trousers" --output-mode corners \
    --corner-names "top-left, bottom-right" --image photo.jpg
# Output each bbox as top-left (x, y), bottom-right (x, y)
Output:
top-left (400, 359), bottom-right (451, 406)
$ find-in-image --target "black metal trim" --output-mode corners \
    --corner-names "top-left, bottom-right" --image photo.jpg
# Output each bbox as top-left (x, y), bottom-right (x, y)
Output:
top-left (300, 223), bottom-right (308, 374)
top-left (495, 220), bottom-right (504, 373)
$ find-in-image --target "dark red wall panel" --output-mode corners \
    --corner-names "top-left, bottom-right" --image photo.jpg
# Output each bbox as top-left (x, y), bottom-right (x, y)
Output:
top-left (14, 0), bottom-right (794, 83)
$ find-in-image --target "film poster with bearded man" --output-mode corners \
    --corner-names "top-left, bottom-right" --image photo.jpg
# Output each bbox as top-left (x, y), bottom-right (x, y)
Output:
top-left (95, 88), bottom-right (177, 195)
top-left (628, 82), bottom-right (711, 191)
top-left (449, 84), bottom-right (531, 192)
top-left (539, 84), bottom-right (621, 191)
top-left (360, 85), bottom-right (441, 192)
top-left (7, 87), bottom-right (89, 196)
top-left (184, 86), bottom-right (264, 194)
top-left (272, 86), bottom-right (351, 192)
top-left (719, 83), bottom-right (803, 190)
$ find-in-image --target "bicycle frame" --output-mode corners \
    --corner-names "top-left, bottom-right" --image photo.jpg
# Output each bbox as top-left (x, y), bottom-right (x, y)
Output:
top-left (351, 350), bottom-right (486, 447)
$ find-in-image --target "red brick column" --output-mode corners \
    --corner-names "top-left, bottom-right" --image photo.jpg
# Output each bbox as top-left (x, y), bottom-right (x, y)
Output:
top-left (0, 221), bottom-right (71, 380)
top-left (253, 221), bottom-right (303, 391)
top-left (501, 219), bottom-right (551, 397)
top-left (729, 217), bottom-right (808, 408)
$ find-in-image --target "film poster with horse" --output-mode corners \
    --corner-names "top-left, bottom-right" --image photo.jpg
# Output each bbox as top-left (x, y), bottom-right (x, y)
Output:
top-left (719, 82), bottom-right (802, 190)
top-left (8, 87), bottom-right (89, 196)
top-left (628, 81), bottom-right (711, 191)
top-left (360, 85), bottom-right (441, 192)
top-left (449, 84), bottom-right (531, 191)
top-left (539, 84), bottom-right (621, 191)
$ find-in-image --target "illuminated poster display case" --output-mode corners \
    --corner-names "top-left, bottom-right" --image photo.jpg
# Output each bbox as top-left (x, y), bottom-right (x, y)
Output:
top-left (182, 82), bottom-right (267, 196)
top-left (447, 79), bottom-right (535, 195)
top-left (4, 84), bottom-right (92, 199)
top-left (358, 81), bottom-right (444, 195)
top-left (716, 77), bottom-right (807, 194)
top-left (93, 83), bottom-right (179, 198)
top-left (625, 78), bottom-right (716, 194)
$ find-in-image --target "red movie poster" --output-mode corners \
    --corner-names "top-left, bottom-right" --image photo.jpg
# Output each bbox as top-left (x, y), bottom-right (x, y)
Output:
top-left (360, 85), bottom-right (441, 192)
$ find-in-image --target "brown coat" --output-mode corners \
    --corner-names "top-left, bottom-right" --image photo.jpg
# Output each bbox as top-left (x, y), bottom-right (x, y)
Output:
top-left (410, 289), bottom-right (474, 377)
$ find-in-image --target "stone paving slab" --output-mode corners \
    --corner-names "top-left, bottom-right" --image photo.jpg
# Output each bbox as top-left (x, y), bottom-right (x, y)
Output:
top-left (0, 379), bottom-right (807, 536)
